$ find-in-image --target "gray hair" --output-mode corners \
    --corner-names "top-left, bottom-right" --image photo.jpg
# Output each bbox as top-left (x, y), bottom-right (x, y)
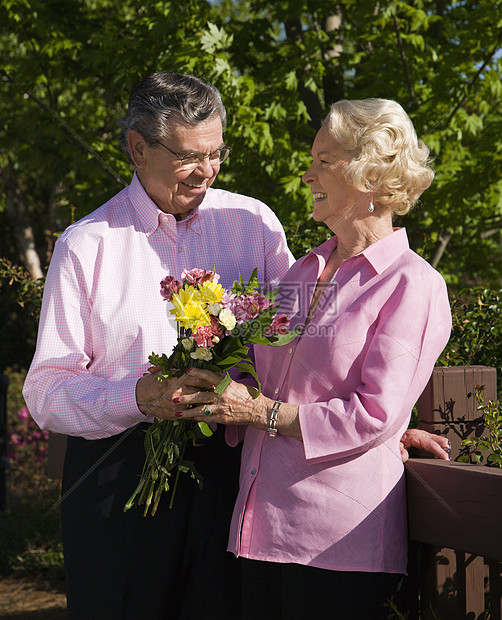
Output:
top-left (119, 72), bottom-right (227, 158)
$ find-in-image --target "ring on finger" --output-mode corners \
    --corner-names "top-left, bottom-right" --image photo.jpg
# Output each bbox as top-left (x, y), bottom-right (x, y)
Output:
top-left (204, 407), bottom-right (212, 416)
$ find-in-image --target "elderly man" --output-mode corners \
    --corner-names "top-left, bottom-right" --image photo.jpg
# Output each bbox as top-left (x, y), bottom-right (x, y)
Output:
top-left (24, 71), bottom-right (449, 619)
top-left (23, 72), bottom-right (293, 619)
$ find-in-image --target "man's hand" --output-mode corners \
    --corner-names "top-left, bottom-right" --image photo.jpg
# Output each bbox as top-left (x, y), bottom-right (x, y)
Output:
top-left (135, 367), bottom-right (210, 420)
top-left (400, 429), bottom-right (451, 463)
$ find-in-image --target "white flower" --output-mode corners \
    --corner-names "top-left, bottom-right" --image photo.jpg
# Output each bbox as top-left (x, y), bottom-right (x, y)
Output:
top-left (219, 308), bottom-right (237, 331)
top-left (190, 347), bottom-right (213, 362)
top-left (207, 303), bottom-right (222, 316)
top-left (181, 337), bottom-right (194, 351)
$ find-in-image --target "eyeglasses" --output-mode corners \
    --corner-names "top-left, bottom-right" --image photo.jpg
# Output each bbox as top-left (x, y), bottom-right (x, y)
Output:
top-left (156, 141), bottom-right (231, 169)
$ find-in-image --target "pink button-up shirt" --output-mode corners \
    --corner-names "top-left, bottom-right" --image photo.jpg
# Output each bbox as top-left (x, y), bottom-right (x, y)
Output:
top-left (228, 228), bottom-right (451, 574)
top-left (23, 173), bottom-right (293, 439)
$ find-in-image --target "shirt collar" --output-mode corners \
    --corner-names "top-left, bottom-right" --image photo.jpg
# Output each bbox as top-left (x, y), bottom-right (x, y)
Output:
top-left (127, 171), bottom-right (202, 236)
top-left (310, 227), bottom-right (410, 275)
top-left (361, 227), bottom-right (410, 274)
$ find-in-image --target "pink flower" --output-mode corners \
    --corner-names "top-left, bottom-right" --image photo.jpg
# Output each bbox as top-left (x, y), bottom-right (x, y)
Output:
top-left (227, 292), bottom-right (273, 323)
top-left (18, 407), bottom-right (30, 422)
top-left (266, 314), bottom-right (291, 335)
top-left (193, 316), bottom-right (224, 348)
top-left (181, 268), bottom-right (219, 286)
top-left (160, 276), bottom-right (182, 301)
top-left (221, 291), bottom-right (236, 308)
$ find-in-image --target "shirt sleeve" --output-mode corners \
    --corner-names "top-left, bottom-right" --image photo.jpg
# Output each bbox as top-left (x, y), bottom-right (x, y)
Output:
top-left (22, 238), bottom-right (146, 439)
top-left (299, 269), bottom-right (452, 464)
top-left (260, 205), bottom-right (295, 286)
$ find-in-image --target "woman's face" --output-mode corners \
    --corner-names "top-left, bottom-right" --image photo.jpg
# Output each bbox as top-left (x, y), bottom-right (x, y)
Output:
top-left (302, 126), bottom-right (366, 230)
top-left (132, 115), bottom-right (225, 220)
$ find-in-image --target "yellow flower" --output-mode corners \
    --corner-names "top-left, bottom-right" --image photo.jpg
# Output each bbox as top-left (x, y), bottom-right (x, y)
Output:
top-left (198, 281), bottom-right (224, 304)
top-left (171, 287), bottom-right (211, 332)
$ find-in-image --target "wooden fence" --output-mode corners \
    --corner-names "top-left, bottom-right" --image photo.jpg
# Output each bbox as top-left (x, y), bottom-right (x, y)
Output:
top-left (401, 365), bottom-right (502, 619)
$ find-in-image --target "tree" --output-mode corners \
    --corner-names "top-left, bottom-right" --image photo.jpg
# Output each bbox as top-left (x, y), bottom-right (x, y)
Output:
top-left (1, 0), bottom-right (501, 371)
top-left (209, 0), bottom-right (502, 286)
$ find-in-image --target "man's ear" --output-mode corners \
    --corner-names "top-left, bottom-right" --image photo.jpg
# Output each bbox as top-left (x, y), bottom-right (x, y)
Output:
top-left (128, 130), bottom-right (148, 168)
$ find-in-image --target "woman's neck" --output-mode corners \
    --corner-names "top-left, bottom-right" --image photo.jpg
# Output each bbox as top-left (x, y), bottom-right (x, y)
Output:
top-left (331, 213), bottom-right (395, 262)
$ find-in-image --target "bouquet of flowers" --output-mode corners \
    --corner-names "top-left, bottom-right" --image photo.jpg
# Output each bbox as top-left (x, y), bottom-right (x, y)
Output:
top-left (124, 267), bottom-right (299, 516)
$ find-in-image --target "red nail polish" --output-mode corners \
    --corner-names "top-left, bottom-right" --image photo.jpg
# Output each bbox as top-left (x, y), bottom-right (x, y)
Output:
top-left (184, 368), bottom-right (192, 373)
top-left (175, 412), bottom-right (183, 418)
top-left (172, 397), bottom-right (180, 403)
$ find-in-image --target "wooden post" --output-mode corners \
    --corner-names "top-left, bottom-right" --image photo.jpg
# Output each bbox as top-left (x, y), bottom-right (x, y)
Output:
top-left (416, 365), bottom-right (498, 460)
top-left (488, 561), bottom-right (502, 620)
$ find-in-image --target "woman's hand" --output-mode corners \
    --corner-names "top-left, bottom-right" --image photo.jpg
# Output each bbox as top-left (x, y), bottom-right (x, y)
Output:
top-left (400, 429), bottom-right (451, 462)
top-left (177, 368), bottom-right (303, 440)
top-left (172, 368), bottom-right (269, 428)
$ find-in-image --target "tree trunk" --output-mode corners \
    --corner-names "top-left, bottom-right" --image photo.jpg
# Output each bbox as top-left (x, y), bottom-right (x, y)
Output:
top-left (430, 231), bottom-right (452, 269)
top-left (3, 164), bottom-right (44, 281)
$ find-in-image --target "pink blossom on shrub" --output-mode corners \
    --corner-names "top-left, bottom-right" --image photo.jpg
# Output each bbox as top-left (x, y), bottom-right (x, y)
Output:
top-left (8, 406), bottom-right (52, 490)
top-left (18, 407), bottom-right (29, 422)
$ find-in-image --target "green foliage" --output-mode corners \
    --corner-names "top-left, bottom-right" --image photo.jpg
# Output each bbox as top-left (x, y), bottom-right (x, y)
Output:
top-left (440, 286), bottom-right (502, 392)
top-left (284, 221), bottom-right (331, 259)
top-left (0, 366), bottom-right (63, 578)
top-left (1, 0), bottom-right (502, 371)
top-left (0, 259), bottom-right (45, 321)
top-left (0, 261), bottom-right (44, 372)
top-left (0, 488), bottom-right (63, 576)
top-left (458, 387), bottom-right (502, 467)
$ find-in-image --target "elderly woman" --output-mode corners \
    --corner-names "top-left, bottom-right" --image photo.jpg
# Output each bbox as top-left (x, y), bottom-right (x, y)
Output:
top-left (178, 98), bottom-right (452, 619)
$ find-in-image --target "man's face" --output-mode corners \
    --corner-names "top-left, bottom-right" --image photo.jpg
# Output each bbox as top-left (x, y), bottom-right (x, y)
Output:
top-left (134, 116), bottom-right (225, 220)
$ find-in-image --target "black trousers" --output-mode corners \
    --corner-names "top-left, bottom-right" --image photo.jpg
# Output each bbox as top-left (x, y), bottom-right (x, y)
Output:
top-left (61, 424), bottom-right (242, 620)
top-left (241, 558), bottom-right (404, 620)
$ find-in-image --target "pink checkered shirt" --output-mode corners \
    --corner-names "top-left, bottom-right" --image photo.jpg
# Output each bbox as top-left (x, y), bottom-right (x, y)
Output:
top-left (23, 173), bottom-right (293, 439)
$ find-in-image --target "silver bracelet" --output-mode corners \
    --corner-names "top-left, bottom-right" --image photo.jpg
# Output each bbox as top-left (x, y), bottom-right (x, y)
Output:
top-left (267, 400), bottom-right (282, 438)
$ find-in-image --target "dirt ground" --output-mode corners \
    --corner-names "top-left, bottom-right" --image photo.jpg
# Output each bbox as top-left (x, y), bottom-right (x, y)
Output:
top-left (0, 575), bottom-right (66, 620)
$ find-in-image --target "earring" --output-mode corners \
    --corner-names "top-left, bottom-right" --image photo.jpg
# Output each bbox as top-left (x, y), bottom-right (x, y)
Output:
top-left (368, 200), bottom-right (374, 213)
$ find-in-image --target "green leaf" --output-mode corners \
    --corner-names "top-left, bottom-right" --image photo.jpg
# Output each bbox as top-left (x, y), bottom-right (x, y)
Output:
top-left (214, 372), bottom-right (233, 396)
top-left (197, 421), bottom-right (213, 438)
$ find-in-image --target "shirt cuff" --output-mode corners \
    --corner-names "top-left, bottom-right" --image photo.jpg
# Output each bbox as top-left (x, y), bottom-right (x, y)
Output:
top-left (107, 377), bottom-right (151, 428)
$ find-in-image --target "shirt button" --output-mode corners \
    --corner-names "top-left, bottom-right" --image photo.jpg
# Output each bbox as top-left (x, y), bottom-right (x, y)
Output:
top-left (288, 347), bottom-right (293, 354)
top-left (178, 246), bottom-right (183, 253)
top-left (274, 388), bottom-right (279, 394)
top-left (250, 468), bottom-right (256, 475)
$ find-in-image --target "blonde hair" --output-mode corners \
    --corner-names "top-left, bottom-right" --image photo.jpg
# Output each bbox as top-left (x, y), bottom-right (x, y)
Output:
top-left (323, 98), bottom-right (434, 215)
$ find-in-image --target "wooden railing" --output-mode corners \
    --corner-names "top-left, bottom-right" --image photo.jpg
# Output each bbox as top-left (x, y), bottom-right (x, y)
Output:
top-left (403, 459), bottom-right (502, 619)
top-left (400, 365), bottom-right (502, 619)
